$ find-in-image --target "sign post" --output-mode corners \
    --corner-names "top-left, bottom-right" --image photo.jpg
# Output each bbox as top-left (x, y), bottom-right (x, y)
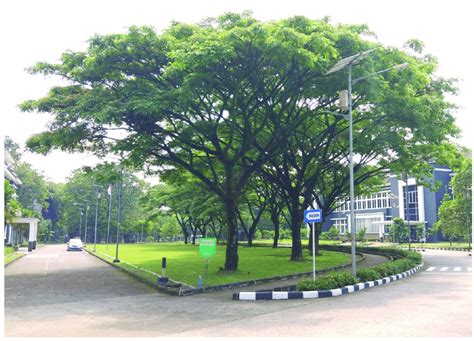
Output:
top-left (198, 238), bottom-right (217, 287)
top-left (304, 209), bottom-right (322, 281)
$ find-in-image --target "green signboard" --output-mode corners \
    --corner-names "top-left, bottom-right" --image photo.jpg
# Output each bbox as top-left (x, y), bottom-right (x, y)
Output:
top-left (199, 238), bottom-right (217, 258)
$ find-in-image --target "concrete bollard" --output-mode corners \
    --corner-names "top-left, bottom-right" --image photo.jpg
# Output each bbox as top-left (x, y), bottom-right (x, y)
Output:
top-left (158, 257), bottom-right (168, 286)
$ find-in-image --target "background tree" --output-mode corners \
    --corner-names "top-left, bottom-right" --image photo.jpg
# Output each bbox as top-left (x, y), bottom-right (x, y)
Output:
top-left (4, 135), bottom-right (22, 160)
top-left (4, 180), bottom-right (22, 224)
top-left (14, 162), bottom-right (49, 216)
top-left (56, 164), bottom-right (147, 243)
top-left (435, 157), bottom-right (472, 247)
top-left (388, 218), bottom-right (409, 243)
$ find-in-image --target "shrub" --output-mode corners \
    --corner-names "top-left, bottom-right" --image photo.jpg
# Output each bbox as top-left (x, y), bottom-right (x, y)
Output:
top-left (320, 231), bottom-right (330, 240)
top-left (145, 236), bottom-right (155, 243)
top-left (356, 227), bottom-right (367, 242)
top-left (356, 268), bottom-right (380, 282)
top-left (405, 251), bottom-right (422, 265)
top-left (327, 227), bottom-right (340, 241)
top-left (297, 271), bottom-right (357, 291)
top-left (279, 229), bottom-right (291, 240)
top-left (371, 259), bottom-right (415, 278)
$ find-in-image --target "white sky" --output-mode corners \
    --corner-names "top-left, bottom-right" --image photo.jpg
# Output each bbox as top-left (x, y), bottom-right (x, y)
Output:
top-left (1, 0), bottom-right (473, 183)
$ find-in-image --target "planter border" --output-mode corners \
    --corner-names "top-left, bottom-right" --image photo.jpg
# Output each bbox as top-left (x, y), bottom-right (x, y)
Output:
top-left (233, 263), bottom-right (423, 300)
top-left (4, 244), bottom-right (46, 267)
top-left (4, 252), bottom-right (27, 267)
top-left (83, 247), bottom-right (185, 296)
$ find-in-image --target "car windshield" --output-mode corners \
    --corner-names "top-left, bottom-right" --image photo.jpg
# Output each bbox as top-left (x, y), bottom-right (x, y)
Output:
top-left (69, 239), bottom-right (82, 244)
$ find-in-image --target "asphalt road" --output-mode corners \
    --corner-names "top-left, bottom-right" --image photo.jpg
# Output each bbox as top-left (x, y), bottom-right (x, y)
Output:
top-left (3, 245), bottom-right (472, 337)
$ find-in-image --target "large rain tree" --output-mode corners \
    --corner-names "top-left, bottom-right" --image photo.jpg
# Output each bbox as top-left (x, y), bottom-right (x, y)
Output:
top-left (254, 21), bottom-right (460, 260)
top-left (21, 12), bottom-right (460, 270)
top-left (22, 13), bottom-right (339, 271)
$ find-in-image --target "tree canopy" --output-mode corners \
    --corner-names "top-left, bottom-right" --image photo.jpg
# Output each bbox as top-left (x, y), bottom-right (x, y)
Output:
top-left (21, 13), bottom-right (461, 270)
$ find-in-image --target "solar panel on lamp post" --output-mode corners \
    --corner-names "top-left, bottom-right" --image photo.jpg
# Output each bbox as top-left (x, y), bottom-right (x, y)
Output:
top-left (326, 49), bottom-right (408, 276)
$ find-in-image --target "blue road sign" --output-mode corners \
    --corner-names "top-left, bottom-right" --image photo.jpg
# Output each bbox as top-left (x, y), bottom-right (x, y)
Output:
top-left (304, 209), bottom-right (322, 223)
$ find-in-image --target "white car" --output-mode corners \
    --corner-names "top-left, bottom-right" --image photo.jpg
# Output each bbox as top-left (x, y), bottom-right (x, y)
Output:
top-left (67, 238), bottom-right (84, 251)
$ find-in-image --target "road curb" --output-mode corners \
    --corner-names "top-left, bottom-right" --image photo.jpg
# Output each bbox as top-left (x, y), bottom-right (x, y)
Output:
top-left (4, 244), bottom-right (46, 267)
top-left (401, 247), bottom-right (471, 252)
top-left (4, 253), bottom-right (27, 267)
top-left (82, 247), bottom-right (184, 296)
top-left (232, 263), bottom-right (424, 301)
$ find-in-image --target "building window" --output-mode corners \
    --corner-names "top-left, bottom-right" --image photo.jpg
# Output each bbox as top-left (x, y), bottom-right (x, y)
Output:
top-left (403, 185), bottom-right (419, 221)
top-left (355, 216), bottom-right (383, 234)
top-left (335, 190), bottom-right (392, 212)
top-left (331, 218), bottom-right (348, 234)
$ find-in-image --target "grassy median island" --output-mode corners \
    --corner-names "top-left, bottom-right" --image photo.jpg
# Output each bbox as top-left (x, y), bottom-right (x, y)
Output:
top-left (91, 243), bottom-right (351, 287)
top-left (4, 246), bottom-right (24, 266)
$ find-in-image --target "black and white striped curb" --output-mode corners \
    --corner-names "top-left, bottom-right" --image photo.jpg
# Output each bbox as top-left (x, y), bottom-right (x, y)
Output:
top-left (412, 248), bottom-right (471, 252)
top-left (399, 247), bottom-right (471, 252)
top-left (232, 263), bottom-right (423, 301)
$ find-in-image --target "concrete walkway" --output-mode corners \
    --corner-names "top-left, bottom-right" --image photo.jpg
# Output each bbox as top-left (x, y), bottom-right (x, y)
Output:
top-left (4, 244), bottom-right (155, 310)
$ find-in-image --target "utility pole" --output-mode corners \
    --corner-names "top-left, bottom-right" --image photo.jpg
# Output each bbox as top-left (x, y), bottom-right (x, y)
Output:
top-left (106, 184), bottom-right (112, 250)
top-left (114, 169), bottom-right (123, 263)
top-left (93, 185), bottom-right (101, 252)
top-left (404, 172), bottom-right (411, 251)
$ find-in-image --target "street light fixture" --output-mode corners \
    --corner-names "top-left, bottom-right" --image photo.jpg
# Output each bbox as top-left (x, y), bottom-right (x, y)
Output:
top-left (326, 48), bottom-right (409, 276)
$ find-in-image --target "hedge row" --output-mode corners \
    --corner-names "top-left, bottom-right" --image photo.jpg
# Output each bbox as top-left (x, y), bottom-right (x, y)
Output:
top-left (297, 271), bottom-right (357, 291)
top-left (296, 247), bottom-right (422, 291)
top-left (356, 258), bottom-right (416, 282)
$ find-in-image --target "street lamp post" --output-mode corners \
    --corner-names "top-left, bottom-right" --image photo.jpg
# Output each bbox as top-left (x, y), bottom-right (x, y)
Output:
top-left (404, 172), bottom-right (412, 251)
top-left (93, 185), bottom-right (101, 252)
top-left (79, 210), bottom-right (83, 239)
top-left (84, 204), bottom-right (89, 244)
top-left (326, 49), bottom-right (408, 275)
top-left (113, 169), bottom-right (123, 263)
top-left (106, 184), bottom-right (112, 250)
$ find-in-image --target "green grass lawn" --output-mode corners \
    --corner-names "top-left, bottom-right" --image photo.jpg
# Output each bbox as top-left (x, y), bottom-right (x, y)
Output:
top-left (4, 246), bottom-right (14, 256)
top-left (4, 253), bottom-right (25, 265)
top-left (4, 247), bottom-right (25, 266)
top-left (90, 243), bottom-right (351, 287)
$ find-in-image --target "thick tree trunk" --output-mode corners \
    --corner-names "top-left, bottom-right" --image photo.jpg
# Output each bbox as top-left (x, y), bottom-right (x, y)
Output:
top-left (224, 195), bottom-right (239, 271)
top-left (271, 212), bottom-right (280, 248)
top-left (286, 187), bottom-right (304, 261)
top-left (237, 212), bottom-right (251, 246)
top-left (191, 225), bottom-right (198, 245)
top-left (290, 212), bottom-right (303, 261)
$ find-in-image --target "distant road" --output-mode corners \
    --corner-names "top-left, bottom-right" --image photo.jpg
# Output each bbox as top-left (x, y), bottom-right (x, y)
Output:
top-left (4, 246), bottom-right (471, 337)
